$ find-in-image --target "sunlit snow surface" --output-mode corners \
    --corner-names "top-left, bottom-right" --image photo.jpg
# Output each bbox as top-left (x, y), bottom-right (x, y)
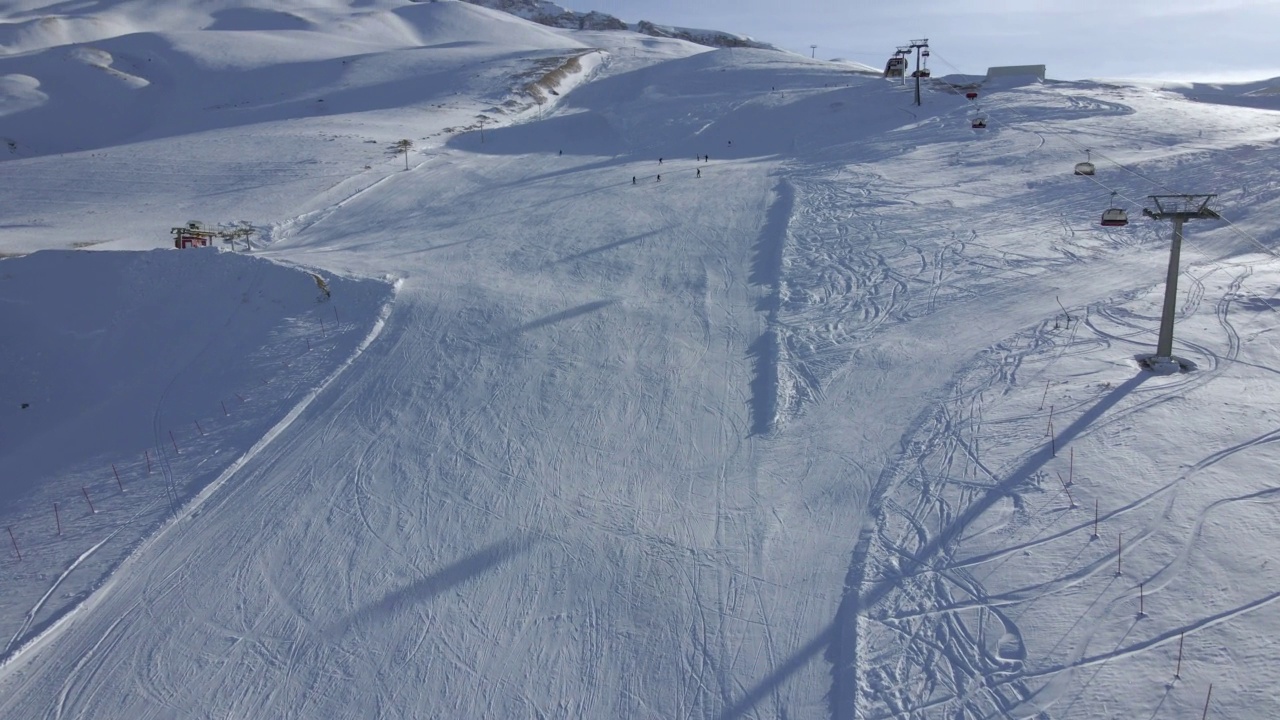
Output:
top-left (3, 1), bottom-right (1280, 718)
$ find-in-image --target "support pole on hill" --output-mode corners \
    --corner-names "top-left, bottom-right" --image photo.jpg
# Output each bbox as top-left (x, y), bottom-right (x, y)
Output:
top-left (1141, 195), bottom-right (1221, 365)
top-left (394, 139), bottom-right (413, 171)
top-left (894, 46), bottom-right (911, 85)
top-left (909, 39), bottom-right (929, 106)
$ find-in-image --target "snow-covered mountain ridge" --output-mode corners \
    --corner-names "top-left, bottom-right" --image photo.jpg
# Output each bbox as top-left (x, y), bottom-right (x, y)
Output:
top-left (458, 0), bottom-right (777, 49)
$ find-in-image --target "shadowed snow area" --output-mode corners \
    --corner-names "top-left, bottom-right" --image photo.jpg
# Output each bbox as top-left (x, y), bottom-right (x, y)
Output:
top-left (3, 1), bottom-right (1280, 718)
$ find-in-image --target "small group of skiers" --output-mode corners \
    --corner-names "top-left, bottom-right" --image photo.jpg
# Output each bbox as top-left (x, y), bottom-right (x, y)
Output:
top-left (633, 151), bottom-right (716, 184)
top-left (632, 170), bottom-right (699, 184)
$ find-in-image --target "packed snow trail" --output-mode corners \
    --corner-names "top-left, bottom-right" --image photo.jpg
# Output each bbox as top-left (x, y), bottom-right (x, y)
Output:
top-left (0, 69), bottom-right (828, 715)
top-left (5, 27), bottom-right (1280, 719)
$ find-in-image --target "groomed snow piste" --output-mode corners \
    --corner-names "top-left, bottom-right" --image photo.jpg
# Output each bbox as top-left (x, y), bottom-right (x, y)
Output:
top-left (3, 1), bottom-right (1280, 717)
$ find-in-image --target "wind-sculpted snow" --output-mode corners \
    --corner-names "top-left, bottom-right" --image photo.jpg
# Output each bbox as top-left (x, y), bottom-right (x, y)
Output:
top-left (0, 73), bottom-right (46, 117)
top-left (0, 1), bottom-right (587, 159)
top-left (2, 5), bottom-right (1280, 718)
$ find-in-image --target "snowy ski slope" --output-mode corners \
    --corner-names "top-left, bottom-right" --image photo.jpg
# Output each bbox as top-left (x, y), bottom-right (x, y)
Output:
top-left (3, 1), bottom-right (1280, 717)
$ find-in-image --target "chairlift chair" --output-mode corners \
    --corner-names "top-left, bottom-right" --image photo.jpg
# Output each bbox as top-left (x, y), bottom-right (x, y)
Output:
top-left (1100, 208), bottom-right (1128, 226)
top-left (1074, 149), bottom-right (1096, 176)
top-left (965, 91), bottom-right (978, 100)
top-left (971, 117), bottom-right (987, 129)
top-left (1100, 192), bottom-right (1128, 226)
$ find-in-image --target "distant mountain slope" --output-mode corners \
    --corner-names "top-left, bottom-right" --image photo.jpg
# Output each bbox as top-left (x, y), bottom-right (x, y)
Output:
top-left (0, 0), bottom-right (590, 157)
top-left (457, 0), bottom-right (777, 49)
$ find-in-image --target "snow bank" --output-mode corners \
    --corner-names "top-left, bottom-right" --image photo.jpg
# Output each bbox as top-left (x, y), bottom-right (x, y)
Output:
top-left (0, 247), bottom-right (394, 663)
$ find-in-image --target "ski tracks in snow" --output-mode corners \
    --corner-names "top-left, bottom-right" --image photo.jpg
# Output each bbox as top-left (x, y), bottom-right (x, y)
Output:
top-left (848, 259), bottom-right (1271, 716)
top-left (768, 99), bottom-right (1280, 715)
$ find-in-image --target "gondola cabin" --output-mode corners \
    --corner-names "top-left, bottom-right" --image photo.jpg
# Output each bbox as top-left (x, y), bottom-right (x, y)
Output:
top-left (884, 56), bottom-right (907, 78)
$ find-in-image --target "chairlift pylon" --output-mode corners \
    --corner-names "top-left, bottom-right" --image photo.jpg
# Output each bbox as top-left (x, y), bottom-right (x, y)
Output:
top-left (1074, 149), bottom-right (1096, 176)
top-left (1100, 191), bottom-right (1128, 227)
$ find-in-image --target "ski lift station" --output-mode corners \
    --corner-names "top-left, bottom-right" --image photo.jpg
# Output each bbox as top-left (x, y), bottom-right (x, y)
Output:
top-left (883, 53), bottom-right (907, 78)
top-left (985, 64), bottom-right (1047, 82)
top-left (171, 221), bottom-right (218, 249)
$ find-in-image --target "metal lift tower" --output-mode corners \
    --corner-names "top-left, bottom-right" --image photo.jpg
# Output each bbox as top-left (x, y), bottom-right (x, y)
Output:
top-left (1141, 194), bottom-right (1221, 365)
top-left (908, 39), bottom-right (928, 106)
top-left (895, 47), bottom-right (911, 82)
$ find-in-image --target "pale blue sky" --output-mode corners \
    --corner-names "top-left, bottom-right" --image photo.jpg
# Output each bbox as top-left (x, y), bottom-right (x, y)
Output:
top-left (562, 0), bottom-right (1280, 82)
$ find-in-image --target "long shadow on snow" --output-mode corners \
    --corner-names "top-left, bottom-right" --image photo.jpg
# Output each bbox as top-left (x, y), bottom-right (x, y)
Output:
top-left (509, 299), bottom-right (615, 336)
top-left (749, 178), bottom-right (792, 309)
top-left (327, 535), bottom-right (531, 637)
top-left (746, 179), bottom-right (793, 436)
top-left (555, 228), bottom-right (666, 264)
top-left (746, 331), bottom-right (779, 438)
top-left (717, 372), bottom-right (1148, 720)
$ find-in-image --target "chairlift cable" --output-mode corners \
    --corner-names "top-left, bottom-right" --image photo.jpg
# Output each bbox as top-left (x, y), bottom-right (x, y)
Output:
top-left (917, 50), bottom-right (1275, 253)
top-left (1213, 214), bottom-right (1279, 258)
top-left (1000, 113), bottom-right (1276, 252)
top-left (969, 108), bottom-right (1153, 225)
top-left (964, 83), bottom-right (1182, 194)
top-left (1005, 110), bottom-right (1276, 252)
top-left (928, 48), bottom-right (1172, 192)
top-left (971, 93), bottom-right (1175, 208)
